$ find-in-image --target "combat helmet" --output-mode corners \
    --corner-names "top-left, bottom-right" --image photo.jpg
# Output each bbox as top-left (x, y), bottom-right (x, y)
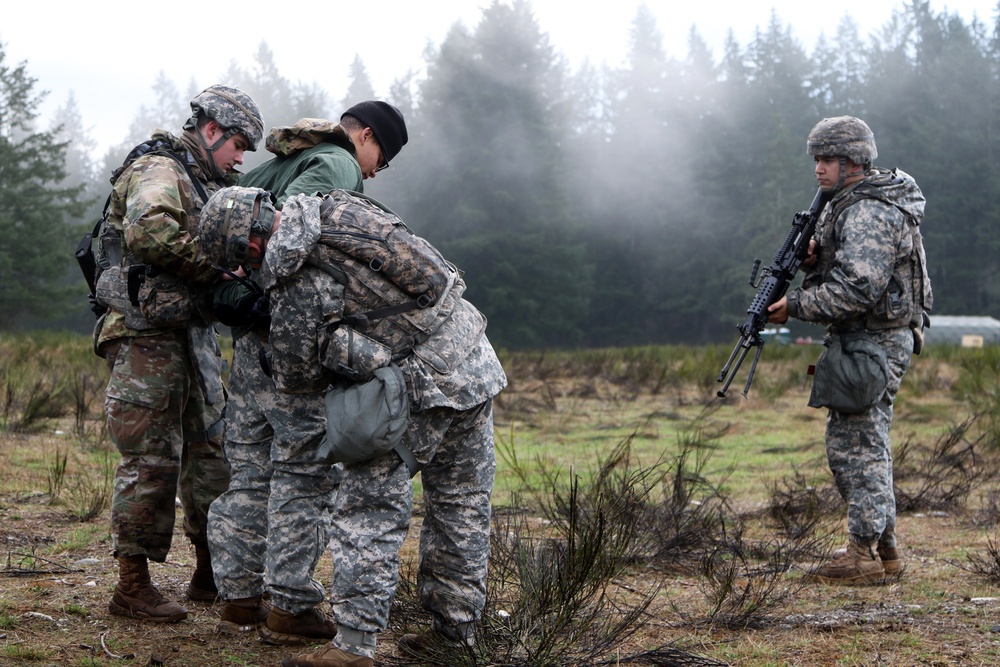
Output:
top-left (186, 84), bottom-right (265, 151)
top-left (806, 116), bottom-right (877, 166)
top-left (199, 186), bottom-right (276, 270)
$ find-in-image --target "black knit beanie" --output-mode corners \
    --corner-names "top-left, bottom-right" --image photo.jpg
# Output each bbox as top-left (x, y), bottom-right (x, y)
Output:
top-left (341, 101), bottom-right (408, 163)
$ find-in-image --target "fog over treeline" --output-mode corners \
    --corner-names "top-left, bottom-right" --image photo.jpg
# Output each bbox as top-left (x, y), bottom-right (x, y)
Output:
top-left (5, 0), bottom-right (999, 348)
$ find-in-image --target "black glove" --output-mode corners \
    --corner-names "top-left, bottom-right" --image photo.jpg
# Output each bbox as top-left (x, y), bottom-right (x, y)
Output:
top-left (213, 292), bottom-right (271, 329)
top-left (249, 295), bottom-right (271, 328)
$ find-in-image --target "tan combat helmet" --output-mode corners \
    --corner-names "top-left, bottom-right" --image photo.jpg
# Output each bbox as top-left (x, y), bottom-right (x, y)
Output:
top-left (807, 116), bottom-right (877, 189)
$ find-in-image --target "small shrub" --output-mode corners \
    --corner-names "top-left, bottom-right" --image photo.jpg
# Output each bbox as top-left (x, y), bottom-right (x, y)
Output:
top-left (894, 418), bottom-right (990, 514)
top-left (0, 611), bottom-right (17, 630)
top-left (695, 540), bottom-right (797, 629)
top-left (64, 447), bottom-right (115, 522)
top-left (960, 533), bottom-right (1000, 583)
top-left (46, 445), bottom-right (69, 502)
top-left (763, 468), bottom-right (842, 539)
top-left (952, 347), bottom-right (1000, 448)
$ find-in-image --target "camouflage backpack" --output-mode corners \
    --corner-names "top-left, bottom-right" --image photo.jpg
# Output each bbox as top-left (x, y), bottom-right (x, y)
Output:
top-left (306, 190), bottom-right (479, 375)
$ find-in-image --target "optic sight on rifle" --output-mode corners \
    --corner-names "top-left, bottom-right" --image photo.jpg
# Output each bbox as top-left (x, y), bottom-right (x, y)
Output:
top-left (716, 188), bottom-right (832, 399)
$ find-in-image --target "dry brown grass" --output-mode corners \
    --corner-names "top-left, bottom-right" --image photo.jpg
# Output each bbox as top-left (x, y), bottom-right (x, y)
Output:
top-left (3, 341), bottom-right (1000, 666)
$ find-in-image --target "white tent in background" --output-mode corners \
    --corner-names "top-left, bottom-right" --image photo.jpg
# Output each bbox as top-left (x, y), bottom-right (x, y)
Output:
top-left (923, 315), bottom-right (1000, 347)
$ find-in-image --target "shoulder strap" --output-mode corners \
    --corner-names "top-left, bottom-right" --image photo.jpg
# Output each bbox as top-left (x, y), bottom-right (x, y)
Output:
top-left (97, 140), bottom-right (209, 237)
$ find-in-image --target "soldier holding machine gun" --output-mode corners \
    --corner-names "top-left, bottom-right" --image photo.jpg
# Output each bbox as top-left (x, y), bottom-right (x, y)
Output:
top-left (765, 116), bottom-right (932, 584)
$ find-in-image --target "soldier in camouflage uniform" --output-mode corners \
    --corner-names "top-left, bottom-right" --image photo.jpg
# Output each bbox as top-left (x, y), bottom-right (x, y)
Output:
top-left (769, 116), bottom-right (932, 584)
top-left (94, 85), bottom-right (263, 623)
top-left (198, 186), bottom-right (506, 667)
top-left (206, 102), bottom-right (408, 642)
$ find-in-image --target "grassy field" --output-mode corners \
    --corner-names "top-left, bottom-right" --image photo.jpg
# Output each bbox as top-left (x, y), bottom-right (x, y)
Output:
top-left (2, 332), bottom-right (1000, 666)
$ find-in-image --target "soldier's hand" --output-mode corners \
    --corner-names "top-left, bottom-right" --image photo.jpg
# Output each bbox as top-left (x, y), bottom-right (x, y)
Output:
top-left (768, 297), bottom-right (789, 324)
top-left (801, 239), bottom-right (820, 269)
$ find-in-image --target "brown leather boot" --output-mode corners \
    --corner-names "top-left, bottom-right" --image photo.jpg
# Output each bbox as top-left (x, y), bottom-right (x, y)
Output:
top-left (280, 645), bottom-right (373, 667)
top-left (187, 544), bottom-right (218, 601)
top-left (877, 544), bottom-right (903, 575)
top-left (804, 541), bottom-right (885, 585)
top-left (259, 606), bottom-right (338, 645)
top-left (109, 554), bottom-right (188, 623)
top-left (218, 595), bottom-right (270, 634)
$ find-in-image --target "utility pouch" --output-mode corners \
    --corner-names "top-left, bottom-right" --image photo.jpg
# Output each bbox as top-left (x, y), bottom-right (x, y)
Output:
top-left (911, 311), bottom-right (930, 356)
top-left (320, 325), bottom-right (392, 382)
top-left (412, 297), bottom-right (487, 374)
top-left (808, 333), bottom-right (890, 414)
top-left (138, 271), bottom-right (194, 328)
top-left (95, 266), bottom-right (152, 330)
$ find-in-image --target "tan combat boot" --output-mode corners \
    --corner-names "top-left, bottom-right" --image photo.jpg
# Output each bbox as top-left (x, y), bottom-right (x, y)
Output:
top-left (218, 595), bottom-right (270, 634)
top-left (280, 645), bottom-right (373, 667)
top-left (877, 544), bottom-right (903, 575)
top-left (187, 544), bottom-right (219, 601)
top-left (804, 541), bottom-right (884, 585)
top-left (109, 554), bottom-right (188, 622)
top-left (259, 606), bottom-right (339, 645)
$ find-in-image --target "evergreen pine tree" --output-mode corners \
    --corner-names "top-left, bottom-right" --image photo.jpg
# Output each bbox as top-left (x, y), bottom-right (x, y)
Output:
top-left (0, 43), bottom-right (85, 327)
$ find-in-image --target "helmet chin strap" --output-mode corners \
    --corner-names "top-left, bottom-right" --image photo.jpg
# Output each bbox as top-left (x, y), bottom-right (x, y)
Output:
top-left (195, 123), bottom-right (237, 179)
top-left (833, 156), bottom-right (849, 191)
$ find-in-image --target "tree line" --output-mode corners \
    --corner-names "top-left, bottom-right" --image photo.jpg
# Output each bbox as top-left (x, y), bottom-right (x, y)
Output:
top-left (1, 0), bottom-right (997, 349)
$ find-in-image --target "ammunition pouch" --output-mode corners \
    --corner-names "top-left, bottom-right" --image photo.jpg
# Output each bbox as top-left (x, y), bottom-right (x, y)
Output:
top-left (412, 297), bottom-right (487, 374)
top-left (95, 266), bottom-right (152, 330)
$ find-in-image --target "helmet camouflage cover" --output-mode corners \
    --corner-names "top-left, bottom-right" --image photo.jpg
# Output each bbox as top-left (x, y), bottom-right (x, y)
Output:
top-left (187, 84), bottom-right (265, 150)
top-left (199, 186), bottom-right (275, 269)
top-left (806, 116), bottom-right (878, 165)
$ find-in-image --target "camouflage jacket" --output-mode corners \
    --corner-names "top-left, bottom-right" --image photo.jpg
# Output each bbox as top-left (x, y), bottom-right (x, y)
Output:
top-left (787, 168), bottom-right (932, 332)
top-left (260, 193), bottom-right (507, 410)
top-left (98, 130), bottom-right (231, 344)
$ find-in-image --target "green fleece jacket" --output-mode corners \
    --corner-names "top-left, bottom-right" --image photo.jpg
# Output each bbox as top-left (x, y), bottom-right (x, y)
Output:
top-left (241, 141), bottom-right (364, 206)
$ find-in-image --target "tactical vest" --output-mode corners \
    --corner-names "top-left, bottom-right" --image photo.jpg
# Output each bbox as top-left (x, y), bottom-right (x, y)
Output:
top-left (815, 168), bottom-right (932, 331)
top-left (92, 137), bottom-right (210, 331)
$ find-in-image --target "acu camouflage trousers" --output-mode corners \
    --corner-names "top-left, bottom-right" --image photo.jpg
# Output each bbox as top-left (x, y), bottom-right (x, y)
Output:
top-left (103, 331), bottom-right (229, 561)
top-left (329, 400), bottom-right (496, 659)
top-left (825, 327), bottom-right (913, 548)
top-left (207, 333), bottom-right (338, 612)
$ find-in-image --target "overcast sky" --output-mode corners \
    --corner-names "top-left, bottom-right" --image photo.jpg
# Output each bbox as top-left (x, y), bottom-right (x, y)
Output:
top-left (2, 0), bottom-right (994, 155)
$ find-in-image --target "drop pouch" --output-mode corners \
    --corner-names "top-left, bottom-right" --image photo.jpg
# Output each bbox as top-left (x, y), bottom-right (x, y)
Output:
top-left (808, 333), bottom-right (889, 414)
top-left (318, 363), bottom-right (413, 470)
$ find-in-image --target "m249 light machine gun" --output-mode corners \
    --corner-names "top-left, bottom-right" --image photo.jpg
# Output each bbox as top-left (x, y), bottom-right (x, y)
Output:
top-left (716, 188), bottom-right (832, 398)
